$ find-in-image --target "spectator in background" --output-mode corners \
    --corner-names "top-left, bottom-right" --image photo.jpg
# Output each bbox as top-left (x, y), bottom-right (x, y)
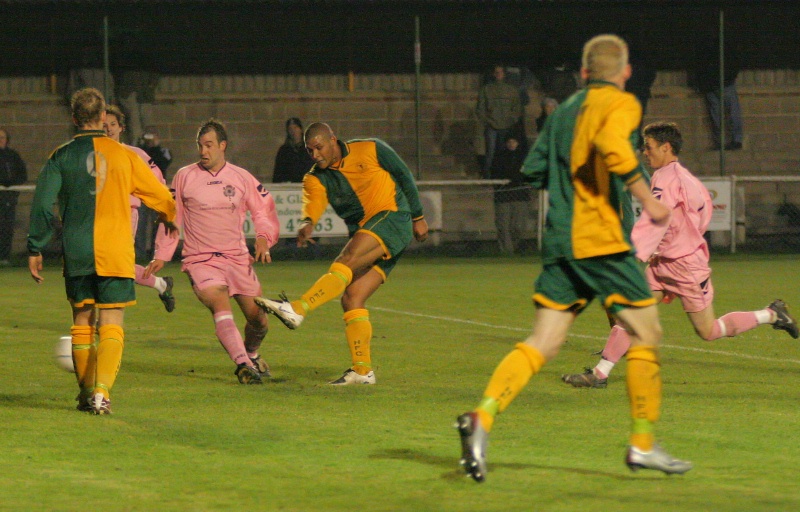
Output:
top-left (273, 117), bottom-right (314, 183)
top-left (695, 37), bottom-right (743, 150)
top-left (116, 65), bottom-right (160, 144)
top-left (0, 128), bottom-right (27, 266)
top-left (535, 97), bottom-right (559, 134)
top-left (136, 127), bottom-right (173, 260)
top-left (476, 64), bottom-right (523, 177)
top-left (539, 61), bottom-right (580, 104)
top-left (487, 132), bottom-right (531, 255)
top-left (503, 65), bottom-right (536, 136)
top-left (273, 118), bottom-right (318, 258)
top-left (138, 127), bottom-right (172, 179)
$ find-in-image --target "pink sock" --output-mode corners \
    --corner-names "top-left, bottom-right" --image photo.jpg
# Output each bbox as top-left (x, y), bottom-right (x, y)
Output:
top-left (706, 312), bottom-right (759, 340)
top-left (594, 325), bottom-right (631, 378)
top-left (134, 264), bottom-right (156, 288)
top-left (213, 312), bottom-right (250, 366)
top-left (601, 325), bottom-right (631, 363)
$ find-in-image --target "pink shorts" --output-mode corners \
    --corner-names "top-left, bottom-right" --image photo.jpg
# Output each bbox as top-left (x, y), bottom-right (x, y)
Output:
top-left (184, 256), bottom-right (262, 297)
top-left (645, 251), bottom-right (714, 313)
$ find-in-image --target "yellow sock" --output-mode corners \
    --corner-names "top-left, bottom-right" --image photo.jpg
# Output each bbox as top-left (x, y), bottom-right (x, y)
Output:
top-left (70, 325), bottom-right (95, 396)
top-left (95, 324), bottom-right (125, 399)
top-left (626, 345), bottom-right (661, 451)
top-left (343, 309), bottom-right (371, 375)
top-left (292, 262), bottom-right (353, 315)
top-left (477, 343), bottom-right (545, 432)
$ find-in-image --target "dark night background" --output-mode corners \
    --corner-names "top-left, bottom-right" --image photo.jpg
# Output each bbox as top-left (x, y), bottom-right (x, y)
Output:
top-left (1, 1), bottom-right (798, 77)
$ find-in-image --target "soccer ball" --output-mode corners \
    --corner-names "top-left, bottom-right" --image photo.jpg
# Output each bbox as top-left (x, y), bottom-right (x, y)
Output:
top-left (54, 335), bottom-right (75, 373)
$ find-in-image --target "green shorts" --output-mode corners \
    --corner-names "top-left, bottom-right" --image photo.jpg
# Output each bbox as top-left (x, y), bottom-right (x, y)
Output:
top-left (65, 274), bottom-right (136, 309)
top-left (533, 253), bottom-right (655, 315)
top-left (357, 210), bottom-right (413, 279)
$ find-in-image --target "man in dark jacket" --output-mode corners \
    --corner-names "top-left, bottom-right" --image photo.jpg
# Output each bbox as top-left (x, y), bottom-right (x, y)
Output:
top-left (0, 128), bottom-right (27, 264)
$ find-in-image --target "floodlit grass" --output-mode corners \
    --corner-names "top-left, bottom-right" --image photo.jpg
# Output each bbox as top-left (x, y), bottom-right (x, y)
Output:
top-left (1, 253), bottom-right (799, 511)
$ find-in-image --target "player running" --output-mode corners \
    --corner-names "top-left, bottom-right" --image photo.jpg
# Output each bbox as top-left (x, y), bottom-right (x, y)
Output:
top-left (562, 121), bottom-right (798, 389)
top-left (146, 119), bottom-right (280, 384)
top-left (455, 35), bottom-right (691, 482)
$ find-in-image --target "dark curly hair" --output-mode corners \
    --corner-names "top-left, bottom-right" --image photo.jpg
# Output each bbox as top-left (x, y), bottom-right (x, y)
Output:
top-left (643, 122), bottom-right (682, 155)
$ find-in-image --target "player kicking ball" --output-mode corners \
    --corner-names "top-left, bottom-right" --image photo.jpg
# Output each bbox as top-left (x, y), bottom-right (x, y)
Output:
top-left (255, 122), bottom-right (428, 385)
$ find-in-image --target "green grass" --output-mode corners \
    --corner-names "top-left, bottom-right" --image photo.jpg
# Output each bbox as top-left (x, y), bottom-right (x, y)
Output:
top-left (1, 253), bottom-right (799, 511)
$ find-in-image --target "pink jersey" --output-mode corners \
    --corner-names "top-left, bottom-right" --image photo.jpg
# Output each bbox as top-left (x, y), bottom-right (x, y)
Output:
top-left (154, 161), bottom-right (279, 265)
top-left (632, 161), bottom-right (712, 261)
top-left (128, 144), bottom-right (165, 209)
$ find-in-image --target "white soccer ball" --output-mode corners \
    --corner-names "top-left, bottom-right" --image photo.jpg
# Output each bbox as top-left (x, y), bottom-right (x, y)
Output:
top-left (54, 335), bottom-right (76, 373)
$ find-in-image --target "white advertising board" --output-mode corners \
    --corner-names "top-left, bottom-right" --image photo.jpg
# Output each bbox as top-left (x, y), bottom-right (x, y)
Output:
top-left (243, 187), bottom-right (348, 238)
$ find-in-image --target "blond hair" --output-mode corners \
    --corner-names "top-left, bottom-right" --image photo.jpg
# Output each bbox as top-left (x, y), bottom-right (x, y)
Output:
top-left (71, 87), bottom-right (106, 128)
top-left (582, 34), bottom-right (628, 81)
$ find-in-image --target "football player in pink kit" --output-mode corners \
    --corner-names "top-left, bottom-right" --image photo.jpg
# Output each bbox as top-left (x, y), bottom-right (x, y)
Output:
top-left (104, 106), bottom-right (176, 312)
top-left (145, 119), bottom-right (280, 384)
top-left (563, 122), bottom-right (799, 389)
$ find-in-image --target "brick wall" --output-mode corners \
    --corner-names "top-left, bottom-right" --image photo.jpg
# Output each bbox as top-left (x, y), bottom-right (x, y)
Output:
top-left (2, 70), bottom-right (799, 257)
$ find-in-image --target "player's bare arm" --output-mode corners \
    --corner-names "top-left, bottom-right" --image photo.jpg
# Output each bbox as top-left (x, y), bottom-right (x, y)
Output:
top-left (628, 178), bottom-right (669, 223)
top-left (254, 236), bottom-right (272, 264)
top-left (413, 218), bottom-right (429, 242)
top-left (28, 254), bottom-right (43, 283)
top-left (296, 220), bottom-right (316, 247)
top-left (143, 259), bottom-right (166, 279)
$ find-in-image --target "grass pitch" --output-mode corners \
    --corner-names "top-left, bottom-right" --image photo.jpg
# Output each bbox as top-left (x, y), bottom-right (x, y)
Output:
top-left (1, 253), bottom-right (799, 511)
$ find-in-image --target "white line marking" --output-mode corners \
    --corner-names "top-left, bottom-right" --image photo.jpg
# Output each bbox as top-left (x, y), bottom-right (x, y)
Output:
top-left (372, 306), bottom-right (800, 365)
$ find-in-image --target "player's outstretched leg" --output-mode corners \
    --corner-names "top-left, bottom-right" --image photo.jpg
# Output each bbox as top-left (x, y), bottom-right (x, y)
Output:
top-left (455, 412), bottom-right (488, 483)
top-left (256, 263), bottom-right (354, 329)
top-left (768, 299), bottom-right (799, 339)
top-left (625, 444), bottom-right (693, 475)
top-left (254, 292), bottom-right (304, 329)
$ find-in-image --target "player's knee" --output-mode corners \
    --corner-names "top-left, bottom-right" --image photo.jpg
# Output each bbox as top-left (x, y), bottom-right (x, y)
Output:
top-left (340, 293), bottom-right (364, 312)
top-left (636, 322), bottom-right (663, 346)
top-left (523, 335), bottom-right (561, 361)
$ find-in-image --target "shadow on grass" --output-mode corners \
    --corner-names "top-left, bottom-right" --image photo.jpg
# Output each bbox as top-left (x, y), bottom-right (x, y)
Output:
top-left (372, 448), bottom-right (663, 481)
